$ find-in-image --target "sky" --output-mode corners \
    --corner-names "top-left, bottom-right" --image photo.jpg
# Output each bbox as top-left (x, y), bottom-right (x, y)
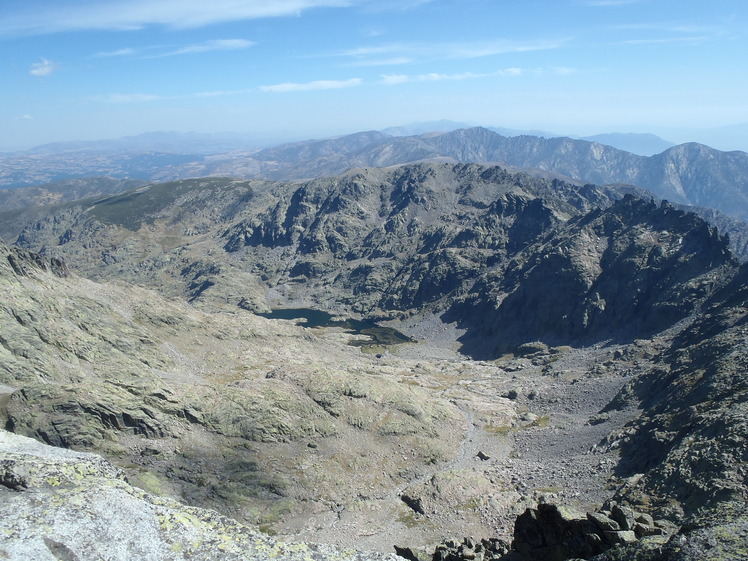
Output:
top-left (1, 0), bottom-right (747, 151)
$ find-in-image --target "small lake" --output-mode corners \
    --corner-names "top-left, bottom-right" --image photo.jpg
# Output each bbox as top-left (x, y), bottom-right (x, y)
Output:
top-left (257, 308), bottom-right (414, 348)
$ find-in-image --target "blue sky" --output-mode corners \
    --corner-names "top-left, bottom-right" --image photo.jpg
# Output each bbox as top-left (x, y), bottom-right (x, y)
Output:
top-left (1, 0), bottom-right (746, 150)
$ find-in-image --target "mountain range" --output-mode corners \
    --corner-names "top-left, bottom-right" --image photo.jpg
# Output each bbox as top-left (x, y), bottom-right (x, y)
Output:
top-left (2, 127), bottom-right (747, 224)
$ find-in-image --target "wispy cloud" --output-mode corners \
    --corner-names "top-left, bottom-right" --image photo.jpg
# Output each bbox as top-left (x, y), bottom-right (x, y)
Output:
top-left (380, 66), bottom-right (574, 85)
top-left (93, 48), bottom-right (136, 58)
top-left (29, 58), bottom-right (59, 76)
top-left (380, 66), bottom-right (576, 86)
top-left (611, 19), bottom-right (729, 47)
top-left (551, 67), bottom-right (576, 75)
top-left (380, 71), bottom-right (492, 85)
top-left (357, 0), bottom-right (434, 12)
top-left (90, 93), bottom-right (165, 103)
top-left (1, 0), bottom-right (365, 36)
top-left (348, 56), bottom-right (415, 67)
top-left (93, 39), bottom-right (254, 60)
top-left (337, 38), bottom-right (568, 66)
top-left (616, 36), bottom-right (708, 46)
top-left (616, 21), bottom-right (729, 36)
top-left (90, 78), bottom-right (363, 101)
top-left (259, 78), bottom-right (363, 93)
top-left (90, 89), bottom-right (250, 102)
top-left (152, 38), bottom-right (256, 57)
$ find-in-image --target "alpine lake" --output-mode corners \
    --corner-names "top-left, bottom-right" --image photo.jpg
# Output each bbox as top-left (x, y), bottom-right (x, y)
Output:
top-left (256, 308), bottom-right (414, 351)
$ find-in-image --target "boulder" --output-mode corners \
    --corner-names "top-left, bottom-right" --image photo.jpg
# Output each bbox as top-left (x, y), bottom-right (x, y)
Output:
top-left (511, 502), bottom-right (674, 561)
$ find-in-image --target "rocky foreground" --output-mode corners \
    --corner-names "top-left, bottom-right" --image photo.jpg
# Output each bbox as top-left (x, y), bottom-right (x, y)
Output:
top-left (0, 429), bottom-right (398, 561)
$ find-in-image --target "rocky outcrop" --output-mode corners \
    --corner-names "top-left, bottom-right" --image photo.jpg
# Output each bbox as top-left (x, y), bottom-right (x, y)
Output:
top-left (598, 263), bottom-right (748, 518)
top-left (395, 536), bottom-right (510, 561)
top-left (454, 195), bottom-right (734, 357)
top-left (0, 429), bottom-right (399, 561)
top-left (6, 247), bottom-right (68, 277)
top-left (511, 502), bottom-right (672, 561)
top-left (432, 537), bottom-right (510, 561)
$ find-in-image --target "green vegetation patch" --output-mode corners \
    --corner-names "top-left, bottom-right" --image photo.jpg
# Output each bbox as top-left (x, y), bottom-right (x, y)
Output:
top-left (88, 178), bottom-right (251, 230)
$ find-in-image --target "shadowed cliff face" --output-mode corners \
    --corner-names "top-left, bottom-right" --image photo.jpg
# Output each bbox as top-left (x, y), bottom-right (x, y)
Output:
top-left (603, 262), bottom-right (748, 515)
top-left (453, 196), bottom-right (735, 358)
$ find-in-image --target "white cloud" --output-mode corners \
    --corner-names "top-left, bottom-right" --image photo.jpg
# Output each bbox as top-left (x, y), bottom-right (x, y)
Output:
top-left (1, 0), bottom-right (364, 36)
top-left (156, 38), bottom-right (256, 57)
top-left (337, 38), bottom-right (568, 66)
top-left (92, 40), bottom-right (254, 60)
top-left (94, 48), bottom-right (136, 58)
top-left (259, 78), bottom-right (363, 93)
top-left (29, 58), bottom-right (59, 76)
top-left (616, 36), bottom-right (708, 46)
top-left (357, 0), bottom-right (433, 11)
top-left (611, 20), bottom-right (727, 47)
top-left (89, 88), bottom-right (256, 103)
top-left (193, 89), bottom-right (246, 98)
top-left (347, 56), bottom-right (414, 67)
top-left (380, 71), bottom-right (487, 85)
top-left (379, 66), bottom-right (575, 85)
top-left (379, 74), bottom-right (409, 85)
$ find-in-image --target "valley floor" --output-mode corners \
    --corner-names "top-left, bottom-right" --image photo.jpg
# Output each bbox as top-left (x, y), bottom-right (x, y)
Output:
top-left (270, 318), bottom-right (658, 552)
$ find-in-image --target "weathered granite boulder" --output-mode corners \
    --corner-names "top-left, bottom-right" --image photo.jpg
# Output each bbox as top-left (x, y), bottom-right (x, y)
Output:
top-left (406, 536), bottom-right (509, 561)
top-left (513, 503), bottom-right (605, 561)
top-left (511, 502), bottom-right (672, 561)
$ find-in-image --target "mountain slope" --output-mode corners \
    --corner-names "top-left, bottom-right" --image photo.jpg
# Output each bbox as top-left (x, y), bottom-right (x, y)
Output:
top-left (0, 238), bottom-right (471, 546)
top-left (0, 430), bottom-right (398, 561)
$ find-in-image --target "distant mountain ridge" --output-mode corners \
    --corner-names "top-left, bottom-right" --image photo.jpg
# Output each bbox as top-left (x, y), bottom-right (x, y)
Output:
top-left (240, 127), bottom-right (748, 221)
top-left (578, 132), bottom-right (675, 156)
top-left (2, 127), bottom-right (747, 222)
top-left (25, 130), bottom-right (271, 155)
top-left (381, 121), bottom-right (674, 155)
